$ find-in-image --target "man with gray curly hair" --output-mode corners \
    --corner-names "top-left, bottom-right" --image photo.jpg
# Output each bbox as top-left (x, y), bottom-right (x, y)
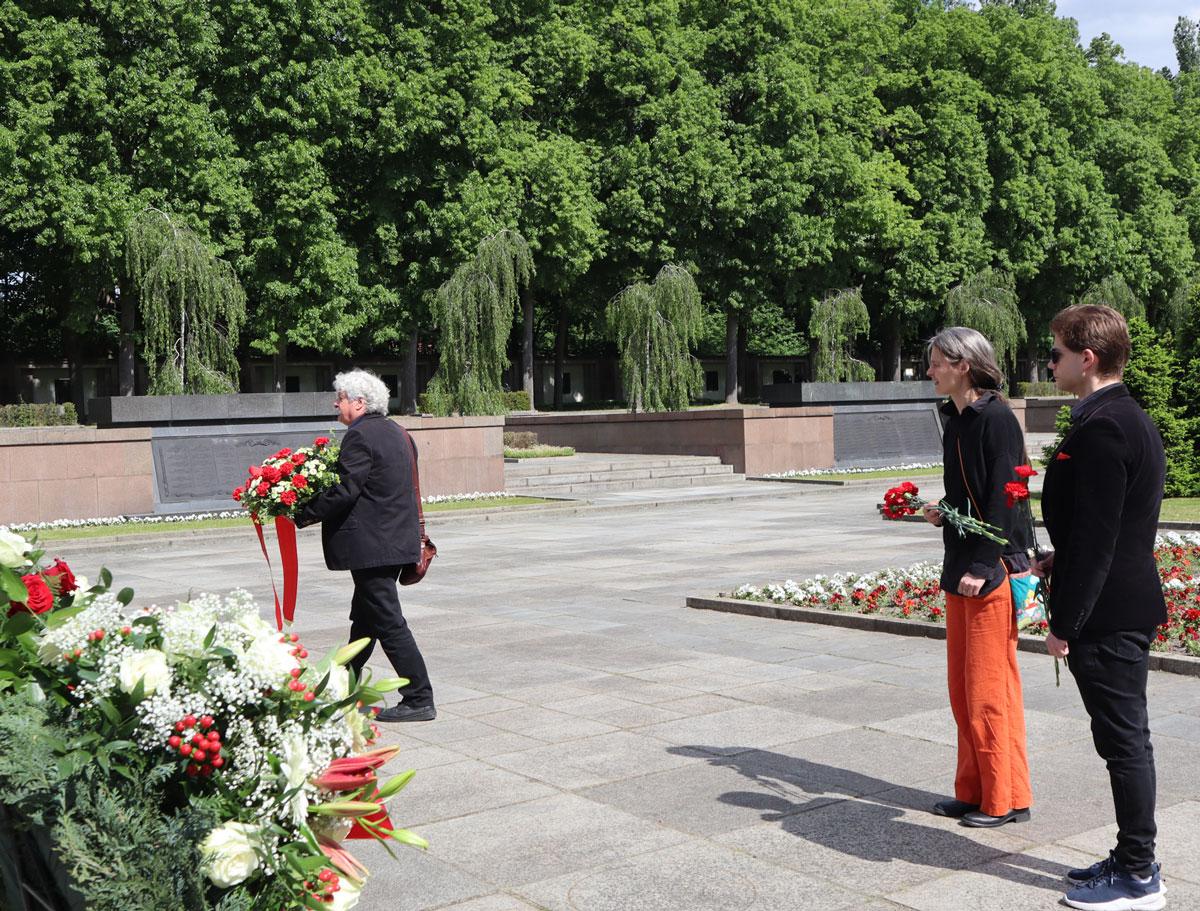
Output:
top-left (296, 369), bottom-right (436, 722)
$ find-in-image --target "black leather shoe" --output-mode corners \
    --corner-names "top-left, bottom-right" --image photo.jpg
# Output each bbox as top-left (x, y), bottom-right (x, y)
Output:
top-left (375, 703), bottom-right (437, 723)
top-left (932, 799), bottom-right (980, 818)
top-left (959, 808), bottom-right (1030, 828)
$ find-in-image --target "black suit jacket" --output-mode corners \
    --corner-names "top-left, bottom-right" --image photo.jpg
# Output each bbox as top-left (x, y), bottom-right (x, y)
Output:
top-left (295, 413), bottom-right (421, 571)
top-left (1042, 383), bottom-right (1166, 640)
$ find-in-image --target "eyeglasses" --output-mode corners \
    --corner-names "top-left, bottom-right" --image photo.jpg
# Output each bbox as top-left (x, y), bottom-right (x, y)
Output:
top-left (1048, 348), bottom-right (1064, 364)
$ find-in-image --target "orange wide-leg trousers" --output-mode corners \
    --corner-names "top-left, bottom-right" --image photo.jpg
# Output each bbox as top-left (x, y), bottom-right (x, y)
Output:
top-left (944, 584), bottom-right (1033, 817)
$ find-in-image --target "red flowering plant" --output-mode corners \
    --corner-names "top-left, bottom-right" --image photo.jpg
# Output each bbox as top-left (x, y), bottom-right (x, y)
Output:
top-left (234, 436), bottom-right (340, 522)
top-left (880, 481), bottom-right (1009, 544)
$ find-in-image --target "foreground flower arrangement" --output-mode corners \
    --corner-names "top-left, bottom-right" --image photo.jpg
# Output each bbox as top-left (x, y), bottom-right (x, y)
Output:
top-left (731, 532), bottom-right (1200, 657)
top-left (0, 527), bottom-right (422, 910)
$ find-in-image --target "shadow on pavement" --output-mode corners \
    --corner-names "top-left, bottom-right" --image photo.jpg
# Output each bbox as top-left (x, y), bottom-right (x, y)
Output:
top-left (669, 744), bottom-right (1073, 893)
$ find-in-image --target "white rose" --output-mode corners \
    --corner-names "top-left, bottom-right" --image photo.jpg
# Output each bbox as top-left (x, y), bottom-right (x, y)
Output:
top-left (117, 648), bottom-right (172, 696)
top-left (0, 528), bottom-right (31, 569)
top-left (200, 821), bottom-right (262, 888)
top-left (244, 633), bottom-right (299, 679)
top-left (326, 877), bottom-right (363, 911)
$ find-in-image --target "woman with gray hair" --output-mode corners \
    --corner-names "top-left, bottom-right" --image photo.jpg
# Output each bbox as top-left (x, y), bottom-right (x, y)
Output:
top-left (922, 327), bottom-right (1032, 827)
top-left (296, 368), bottom-right (436, 722)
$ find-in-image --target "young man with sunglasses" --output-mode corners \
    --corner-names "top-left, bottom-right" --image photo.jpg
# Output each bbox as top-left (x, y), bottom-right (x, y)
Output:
top-left (1034, 305), bottom-right (1167, 910)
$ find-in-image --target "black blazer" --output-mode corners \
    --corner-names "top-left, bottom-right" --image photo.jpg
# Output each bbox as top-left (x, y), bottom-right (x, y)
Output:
top-left (295, 413), bottom-right (421, 571)
top-left (1042, 383), bottom-right (1166, 640)
top-left (939, 392), bottom-right (1031, 597)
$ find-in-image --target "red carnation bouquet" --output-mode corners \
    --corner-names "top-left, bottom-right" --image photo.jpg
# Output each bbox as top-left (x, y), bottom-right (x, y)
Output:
top-left (881, 481), bottom-right (1008, 544)
top-left (233, 436), bottom-right (340, 521)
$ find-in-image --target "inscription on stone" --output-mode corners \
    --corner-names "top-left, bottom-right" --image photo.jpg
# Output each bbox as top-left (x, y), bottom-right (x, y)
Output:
top-left (151, 429), bottom-right (341, 506)
top-left (834, 405), bottom-right (942, 467)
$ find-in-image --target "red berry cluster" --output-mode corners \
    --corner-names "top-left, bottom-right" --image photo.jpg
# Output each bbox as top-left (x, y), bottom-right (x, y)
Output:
top-left (286, 666), bottom-right (317, 702)
top-left (302, 868), bottom-right (342, 904)
top-left (166, 714), bottom-right (224, 777)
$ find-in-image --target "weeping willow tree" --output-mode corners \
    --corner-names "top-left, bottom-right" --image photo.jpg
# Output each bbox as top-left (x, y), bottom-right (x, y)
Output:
top-left (943, 267), bottom-right (1025, 366)
top-left (126, 208), bottom-right (246, 394)
top-left (808, 288), bottom-right (873, 382)
top-left (1080, 274), bottom-right (1146, 321)
top-left (607, 264), bottom-right (703, 412)
top-left (425, 229), bottom-right (534, 415)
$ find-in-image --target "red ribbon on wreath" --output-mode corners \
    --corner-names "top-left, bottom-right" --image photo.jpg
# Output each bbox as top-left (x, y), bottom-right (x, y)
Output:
top-left (252, 514), bottom-right (299, 630)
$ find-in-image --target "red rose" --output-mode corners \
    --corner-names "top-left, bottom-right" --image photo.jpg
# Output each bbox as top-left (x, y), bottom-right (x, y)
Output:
top-left (8, 574), bottom-right (53, 617)
top-left (291, 452), bottom-right (307, 465)
top-left (249, 465), bottom-right (263, 479)
top-left (256, 482), bottom-right (270, 496)
top-left (276, 448), bottom-right (293, 459)
top-left (233, 486), bottom-right (244, 502)
top-left (44, 559), bottom-right (76, 594)
top-left (279, 462), bottom-right (295, 477)
top-left (1055, 452), bottom-right (1071, 461)
top-left (1014, 465), bottom-right (1037, 479)
top-left (262, 465), bottom-right (282, 484)
top-left (314, 436), bottom-right (330, 447)
top-left (280, 489), bottom-right (298, 506)
top-left (292, 474), bottom-right (308, 489)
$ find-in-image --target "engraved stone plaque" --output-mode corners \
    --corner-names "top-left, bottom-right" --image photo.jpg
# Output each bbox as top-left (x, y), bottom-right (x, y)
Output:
top-left (150, 423), bottom-right (343, 512)
top-left (833, 403), bottom-right (943, 468)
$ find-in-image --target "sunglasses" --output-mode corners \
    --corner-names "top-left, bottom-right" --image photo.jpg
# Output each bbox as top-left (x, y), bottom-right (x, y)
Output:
top-left (1049, 348), bottom-right (1064, 364)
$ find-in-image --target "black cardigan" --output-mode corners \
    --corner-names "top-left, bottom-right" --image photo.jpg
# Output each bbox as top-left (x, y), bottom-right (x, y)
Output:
top-left (938, 392), bottom-right (1031, 597)
top-left (1042, 383), bottom-right (1166, 640)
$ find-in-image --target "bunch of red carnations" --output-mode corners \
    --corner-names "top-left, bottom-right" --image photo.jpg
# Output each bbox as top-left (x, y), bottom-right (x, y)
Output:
top-left (234, 436), bottom-right (340, 520)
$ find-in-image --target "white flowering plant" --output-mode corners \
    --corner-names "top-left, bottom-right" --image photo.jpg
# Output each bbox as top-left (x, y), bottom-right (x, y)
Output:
top-left (0, 548), bottom-right (424, 910)
top-left (234, 436), bottom-right (342, 520)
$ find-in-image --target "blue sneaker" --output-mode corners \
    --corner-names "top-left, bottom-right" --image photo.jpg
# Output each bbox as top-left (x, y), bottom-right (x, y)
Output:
top-left (1064, 866), bottom-right (1166, 911)
top-left (1067, 854), bottom-right (1166, 891)
top-left (1068, 852), bottom-right (1117, 885)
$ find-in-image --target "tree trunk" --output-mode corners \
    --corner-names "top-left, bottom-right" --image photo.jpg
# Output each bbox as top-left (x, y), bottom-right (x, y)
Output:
top-left (402, 328), bottom-right (419, 414)
top-left (1026, 333), bottom-right (1039, 383)
top-left (272, 344), bottom-right (287, 393)
top-left (521, 285), bottom-right (535, 411)
top-left (724, 309), bottom-right (739, 404)
top-left (65, 326), bottom-right (87, 420)
top-left (117, 284), bottom-right (136, 396)
top-left (553, 305), bottom-right (567, 409)
top-left (737, 320), bottom-right (755, 401)
top-left (883, 317), bottom-right (901, 381)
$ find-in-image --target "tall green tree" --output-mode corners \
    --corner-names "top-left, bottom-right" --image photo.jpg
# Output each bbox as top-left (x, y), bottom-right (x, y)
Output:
top-left (127, 209), bottom-right (247, 394)
top-left (425, 230), bottom-right (533, 415)
top-left (608, 264), bottom-right (703, 412)
top-left (809, 288), bottom-right (873, 382)
top-left (943, 268), bottom-right (1025, 367)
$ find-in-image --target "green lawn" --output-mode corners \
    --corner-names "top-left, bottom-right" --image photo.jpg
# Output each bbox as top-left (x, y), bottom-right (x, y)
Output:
top-left (31, 496), bottom-right (555, 541)
top-left (1028, 493), bottom-right (1200, 523)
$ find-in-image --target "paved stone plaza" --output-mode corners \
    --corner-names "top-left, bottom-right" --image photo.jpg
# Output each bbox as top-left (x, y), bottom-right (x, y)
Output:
top-left (55, 481), bottom-right (1200, 911)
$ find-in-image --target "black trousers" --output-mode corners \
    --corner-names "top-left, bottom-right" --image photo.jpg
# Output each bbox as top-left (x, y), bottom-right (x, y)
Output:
top-left (1068, 628), bottom-right (1157, 875)
top-left (349, 565), bottom-right (433, 706)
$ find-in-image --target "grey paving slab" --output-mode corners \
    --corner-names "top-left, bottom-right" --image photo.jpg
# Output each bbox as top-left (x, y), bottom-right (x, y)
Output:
top-left (417, 793), bottom-right (690, 886)
top-left (49, 480), bottom-right (1200, 911)
top-left (517, 840), bottom-right (864, 911)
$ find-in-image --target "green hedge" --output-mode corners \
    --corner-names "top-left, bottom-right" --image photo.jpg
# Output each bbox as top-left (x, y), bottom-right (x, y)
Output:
top-left (0, 403), bottom-right (77, 427)
top-left (418, 390), bottom-right (531, 415)
top-left (1015, 382), bottom-right (1066, 398)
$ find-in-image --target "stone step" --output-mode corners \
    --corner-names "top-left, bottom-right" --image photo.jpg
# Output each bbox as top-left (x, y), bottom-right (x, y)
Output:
top-left (504, 454), bottom-right (724, 478)
top-left (506, 463), bottom-right (736, 488)
top-left (517, 472), bottom-right (745, 497)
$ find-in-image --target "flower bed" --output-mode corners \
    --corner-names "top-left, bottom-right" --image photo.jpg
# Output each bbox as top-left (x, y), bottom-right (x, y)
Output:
top-left (0, 527), bottom-right (423, 910)
top-left (731, 532), bottom-right (1200, 657)
top-left (763, 462), bottom-right (942, 479)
